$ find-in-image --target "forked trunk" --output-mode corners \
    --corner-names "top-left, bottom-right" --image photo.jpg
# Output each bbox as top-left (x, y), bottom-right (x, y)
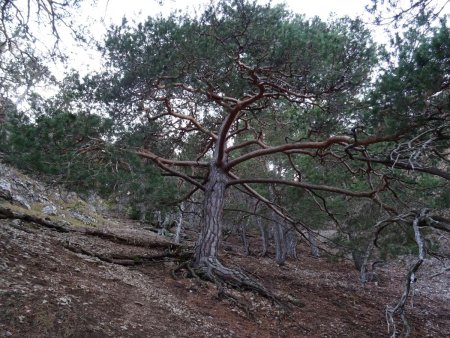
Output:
top-left (194, 164), bottom-right (227, 266)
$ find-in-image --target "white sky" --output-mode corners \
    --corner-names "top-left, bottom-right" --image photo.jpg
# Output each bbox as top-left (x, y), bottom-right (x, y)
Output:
top-left (63, 0), bottom-right (371, 76)
top-left (90, 0), bottom-right (369, 30)
top-left (47, 0), bottom-right (448, 79)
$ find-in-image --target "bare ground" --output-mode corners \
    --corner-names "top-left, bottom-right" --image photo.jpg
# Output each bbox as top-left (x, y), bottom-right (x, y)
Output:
top-left (1, 216), bottom-right (449, 338)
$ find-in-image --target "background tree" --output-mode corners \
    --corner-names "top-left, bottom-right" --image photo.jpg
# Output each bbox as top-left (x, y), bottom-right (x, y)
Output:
top-left (0, 0), bottom-right (86, 103)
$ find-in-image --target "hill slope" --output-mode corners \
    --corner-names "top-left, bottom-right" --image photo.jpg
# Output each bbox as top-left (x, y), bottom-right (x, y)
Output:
top-left (1, 163), bottom-right (449, 337)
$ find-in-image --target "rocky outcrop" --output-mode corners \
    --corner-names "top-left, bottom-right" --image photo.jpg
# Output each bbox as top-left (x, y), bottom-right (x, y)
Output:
top-left (0, 162), bottom-right (107, 227)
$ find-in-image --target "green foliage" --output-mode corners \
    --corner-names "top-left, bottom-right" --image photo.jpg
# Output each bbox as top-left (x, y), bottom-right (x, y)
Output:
top-left (0, 107), bottom-right (178, 214)
top-left (93, 0), bottom-right (377, 136)
top-left (364, 21), bottom-right (450, 134)
top-left (1, 110), bottom-right (110, 175)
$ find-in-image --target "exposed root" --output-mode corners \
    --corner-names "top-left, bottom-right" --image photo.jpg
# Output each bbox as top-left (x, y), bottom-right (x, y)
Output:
top-left (175, 257), bottom-right (288, 308)
top-left (81, 228), bottom-right (177, 249)
top-left (217, 286), bottom-right (255, 320)
top-left (0, 205), bottom-right (179, 250)
top-left (172, 261), bottom-right (192, 279)
top-left (63, 242), bottom-right (184, 266)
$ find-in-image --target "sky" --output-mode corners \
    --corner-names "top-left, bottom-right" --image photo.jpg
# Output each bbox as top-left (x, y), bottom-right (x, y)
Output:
top-left (62, 0), bottom-right (372, 76)
top-left (43, 0), bottom-right (448, 80)
top-left (90, 0), bottom-right (370, 30)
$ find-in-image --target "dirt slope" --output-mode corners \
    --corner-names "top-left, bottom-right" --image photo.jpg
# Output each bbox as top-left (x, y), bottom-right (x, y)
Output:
top-left (0, 162), bottom-right (449, 337)
top-left (1, 215), bottom-right (449, 338)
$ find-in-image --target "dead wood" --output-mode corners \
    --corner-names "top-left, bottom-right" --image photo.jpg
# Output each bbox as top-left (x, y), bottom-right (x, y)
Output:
top-left (0, 205), bottom-right (179, 250)
top-left (81, 228), bottom-right (178, 249)
top-left (62, 242), bottom-right (185, 266)
top-left (0, 206), bottom-right (71, 233)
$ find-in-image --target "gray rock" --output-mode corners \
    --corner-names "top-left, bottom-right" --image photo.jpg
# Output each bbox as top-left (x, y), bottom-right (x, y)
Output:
top-left (0, 179), bottom-right (12, 200)
top-left (42, 205), bottom-right (58, 215)
top-left (13, 194), bottom-right (31, 209)
top-left (66, 191), bottom-right (78, 202)
top-left (69, 209), bottom-right (96, 225)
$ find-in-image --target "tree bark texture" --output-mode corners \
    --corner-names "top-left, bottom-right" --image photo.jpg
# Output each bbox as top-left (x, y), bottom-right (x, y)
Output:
top-left (194, 164), bottom-right (227, 266)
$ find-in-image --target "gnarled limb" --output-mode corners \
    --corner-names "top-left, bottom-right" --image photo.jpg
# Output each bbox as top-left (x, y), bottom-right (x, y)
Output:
top-left (386, 209), bottom-right (427, 338)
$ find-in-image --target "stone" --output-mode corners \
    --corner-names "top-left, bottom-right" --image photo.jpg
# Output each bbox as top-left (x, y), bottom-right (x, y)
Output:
top-left (13, 195), bottom-right (31, 209)
top-left (69, 209), bottom-right (96, 225)
top-left (0, 179), bottom-right (12, 200)
top-left (42, 205), bottom-right (58, 215)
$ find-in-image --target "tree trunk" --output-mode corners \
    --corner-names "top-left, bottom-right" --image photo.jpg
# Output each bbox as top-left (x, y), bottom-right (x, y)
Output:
top-left (286, 229), bottom-right (298, 259)
top-left (269, 185), bottom-right (286, 265)
top-left (194, 164), bottom-right (227, 267)
top-left (273, 220), bottom-right (286, 265)
top-left (257, 217), bottom-right (268, 257)
top-left (239, 218), bottom-right (250, 256)
top-left (174, 203), bottom-right (184, 244)
top-left (308, 229), bottom-right (320, 258)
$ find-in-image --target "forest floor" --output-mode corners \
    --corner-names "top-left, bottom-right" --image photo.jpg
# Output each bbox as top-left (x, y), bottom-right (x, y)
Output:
top-left (1, 211), bottom-right (450, 338)
top-left (0, 162), bottom-right (449, 338)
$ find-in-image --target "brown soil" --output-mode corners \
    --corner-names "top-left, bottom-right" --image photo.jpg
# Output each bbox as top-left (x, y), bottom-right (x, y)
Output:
top-left (1, 216), bottom-right (449, 338)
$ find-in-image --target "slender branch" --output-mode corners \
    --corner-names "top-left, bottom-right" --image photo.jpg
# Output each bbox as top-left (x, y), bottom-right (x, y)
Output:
top-left (142, 155), bottom-right (206, 191)
top-left (354, 156), bottom-right (450, 181)
top-left (226, 136), bottom-right (353, 169)
top-left (134, 149), bottom-right (209, 167)
top-left (227, 178), bottom-right (381, 198)
top-left (227, 132), bottom-right (404, 170)
top-left (226, 138), bottom-right (268, 154)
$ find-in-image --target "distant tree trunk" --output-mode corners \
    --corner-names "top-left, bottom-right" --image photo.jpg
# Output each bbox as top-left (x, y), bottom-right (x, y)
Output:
top-left (257, 217), bottom-right (268, 257)
top-left (308, 229), bottom-right (320, 257)
top-left (186, 201), bottom-right (198, 230)
top-left (348, 231), bottom-right (364, 271)
top-left (286, 229), bottom-right (298, 259)
top-left (269, 184), bottom-right (286, 265)
top-left (155, 210), bottom-right (162, 226)
top-left (273, 219), bottom-right (286, 265)
top-left (239, 218), bottom-right (250, 256)
top-left (174, 203), bottom-right (184, 244)
top-left (139, 203), bottom-right (147, 222)
top-left (194, 164), bottom-right (227, 267)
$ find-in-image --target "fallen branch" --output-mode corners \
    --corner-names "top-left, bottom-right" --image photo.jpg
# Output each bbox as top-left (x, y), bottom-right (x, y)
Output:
top-left (430, 266), bottom-right (450, 279)
top-left (81, 228), bottom-right (178, 249)
top-left (62, 242), bottom-right (188, 266)
top-left (0, 205), bottom-right (71, 233)
top-left (0, 205), bottom-right (179, 249)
